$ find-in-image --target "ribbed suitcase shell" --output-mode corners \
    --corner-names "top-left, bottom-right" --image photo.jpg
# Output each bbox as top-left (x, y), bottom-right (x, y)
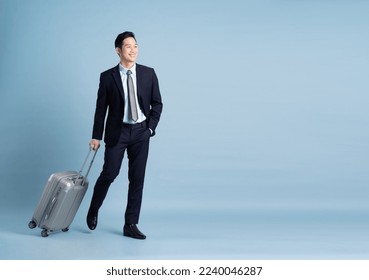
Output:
top-left (29, 147), bottom-right (97, 237)
top-left (31, 171), bottom-right (88, 235)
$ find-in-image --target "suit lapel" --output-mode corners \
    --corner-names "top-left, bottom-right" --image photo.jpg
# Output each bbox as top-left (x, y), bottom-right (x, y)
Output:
top-left (112, 64), bottom-right (124, 100)
top-left (136, 64), bottom-right (143, 99)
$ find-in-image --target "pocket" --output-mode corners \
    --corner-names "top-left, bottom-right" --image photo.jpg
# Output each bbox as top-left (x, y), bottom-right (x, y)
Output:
top-left (146, 128), bottom-right (152, 138)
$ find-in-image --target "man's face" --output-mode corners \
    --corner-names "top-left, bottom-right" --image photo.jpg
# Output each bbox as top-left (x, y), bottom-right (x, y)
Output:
top-left (117, 37), bottom-right (138, 65)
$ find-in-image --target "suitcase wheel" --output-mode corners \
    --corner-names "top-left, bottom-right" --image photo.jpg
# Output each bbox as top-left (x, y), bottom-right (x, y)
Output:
top-left (62, 228), bottom-right (69, 232)
top-left (41, 229), bottom-right (49, 238)
top-left (28, 221), bottom-right (37, 229)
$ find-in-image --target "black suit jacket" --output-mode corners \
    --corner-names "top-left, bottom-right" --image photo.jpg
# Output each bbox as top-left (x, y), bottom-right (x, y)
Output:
top-left (92, 63), bottom-right (163, 147)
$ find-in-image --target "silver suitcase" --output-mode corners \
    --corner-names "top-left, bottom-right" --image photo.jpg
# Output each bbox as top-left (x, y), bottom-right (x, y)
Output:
top-left (28, 147), bottom-right (97, 237)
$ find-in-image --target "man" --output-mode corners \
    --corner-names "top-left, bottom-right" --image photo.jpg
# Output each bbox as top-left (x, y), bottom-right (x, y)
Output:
top-left (86, 31), bottom-right (163, 239)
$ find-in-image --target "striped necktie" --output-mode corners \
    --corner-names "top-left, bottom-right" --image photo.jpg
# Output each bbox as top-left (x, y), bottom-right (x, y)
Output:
top-left (127, 70), bottom-right (138, 122)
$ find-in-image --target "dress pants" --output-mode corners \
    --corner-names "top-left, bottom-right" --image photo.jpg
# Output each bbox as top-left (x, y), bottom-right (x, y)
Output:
top-left (88, 121), bottom-right (151, 225)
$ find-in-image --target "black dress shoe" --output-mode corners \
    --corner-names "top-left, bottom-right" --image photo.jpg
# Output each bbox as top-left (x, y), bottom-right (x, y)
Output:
top-left (123, 224), bottom-right (146, 239)
top-left (86, 211), bottom-right (98, 230)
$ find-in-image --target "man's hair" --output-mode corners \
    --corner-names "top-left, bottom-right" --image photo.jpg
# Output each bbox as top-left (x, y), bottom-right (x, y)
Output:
top-left (115, 31), bottom-right (136, 48)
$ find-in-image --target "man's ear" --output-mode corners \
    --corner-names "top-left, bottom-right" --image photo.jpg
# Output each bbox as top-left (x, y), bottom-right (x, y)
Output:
top-left (115, 47), bottom-right (121, 57)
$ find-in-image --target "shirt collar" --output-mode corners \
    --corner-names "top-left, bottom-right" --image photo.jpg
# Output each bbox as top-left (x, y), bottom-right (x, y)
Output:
top-left (119, 63), bottom-right (136, 75)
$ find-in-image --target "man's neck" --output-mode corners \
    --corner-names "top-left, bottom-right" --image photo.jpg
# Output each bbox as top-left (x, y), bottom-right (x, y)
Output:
top-left (120, 61), bottom-right (135, 69)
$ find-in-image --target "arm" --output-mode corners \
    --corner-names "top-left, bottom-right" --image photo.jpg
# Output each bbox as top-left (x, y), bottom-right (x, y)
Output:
top-left (90, 73), bottom-right (108, 150)
top-left (148, 69), bottom-right (163, 136)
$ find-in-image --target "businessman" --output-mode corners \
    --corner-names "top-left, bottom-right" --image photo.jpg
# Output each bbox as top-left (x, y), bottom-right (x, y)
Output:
top-left (86, 31), bottom-right (163, 239)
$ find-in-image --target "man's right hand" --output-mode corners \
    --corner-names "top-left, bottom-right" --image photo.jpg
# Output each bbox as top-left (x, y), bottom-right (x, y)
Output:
top-left (89, 139), bottom-right (100, 151)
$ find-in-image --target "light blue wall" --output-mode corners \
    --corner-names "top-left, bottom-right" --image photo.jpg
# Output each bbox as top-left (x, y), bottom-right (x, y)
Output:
top-left (1, 0), bottom-right (369, 247)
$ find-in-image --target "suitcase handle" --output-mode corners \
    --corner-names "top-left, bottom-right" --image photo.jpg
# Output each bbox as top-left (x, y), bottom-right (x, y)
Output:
top-left (77, 145), bottom-right (98, 185)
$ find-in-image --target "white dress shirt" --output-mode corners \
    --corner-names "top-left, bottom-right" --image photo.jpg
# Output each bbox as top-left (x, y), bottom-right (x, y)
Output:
top-left (119, 63), bottom-right (146, 124)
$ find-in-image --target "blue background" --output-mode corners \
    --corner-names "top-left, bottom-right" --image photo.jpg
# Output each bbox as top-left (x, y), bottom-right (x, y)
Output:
top-left (0, 0), bottom-right (369, 259)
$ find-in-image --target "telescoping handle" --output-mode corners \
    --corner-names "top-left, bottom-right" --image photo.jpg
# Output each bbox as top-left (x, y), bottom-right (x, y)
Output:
top-left (77, 145), bottom-right (98, 185)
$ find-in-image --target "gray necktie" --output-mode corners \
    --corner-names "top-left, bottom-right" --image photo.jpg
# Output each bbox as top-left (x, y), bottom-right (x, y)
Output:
top-left (127, 70), bottom-right (138, 122)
